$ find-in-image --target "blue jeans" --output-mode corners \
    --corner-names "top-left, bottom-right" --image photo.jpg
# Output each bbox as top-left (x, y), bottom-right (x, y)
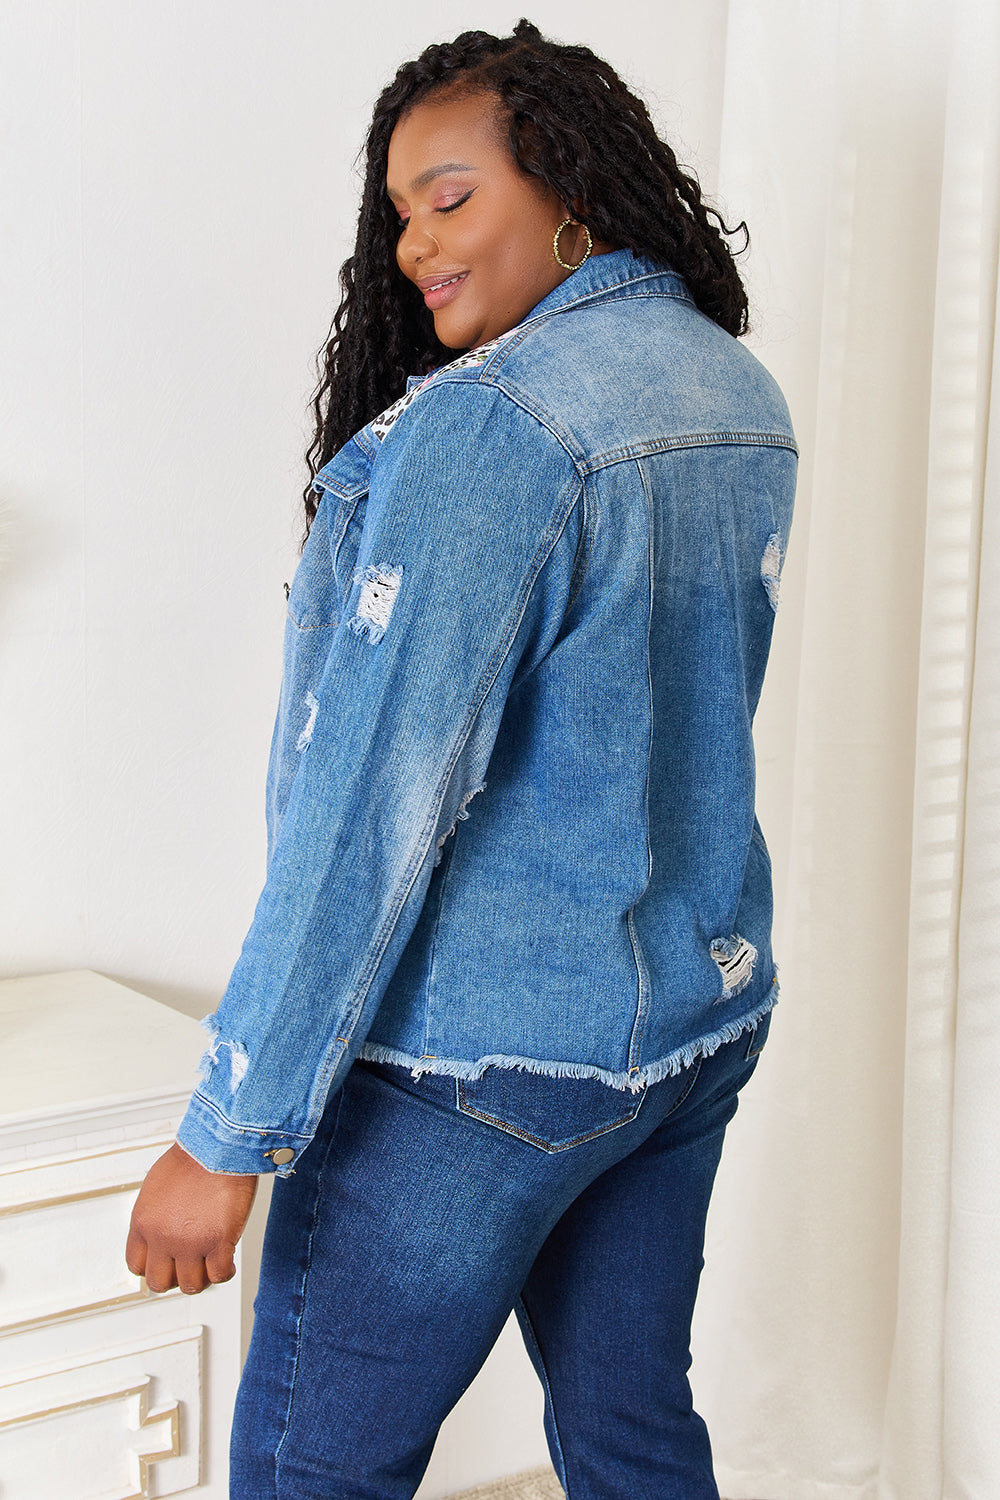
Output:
top-left (231, 1012), bottom-right (771, 1498)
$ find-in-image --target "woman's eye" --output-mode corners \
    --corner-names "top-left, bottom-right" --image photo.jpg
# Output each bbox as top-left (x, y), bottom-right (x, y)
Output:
top-left (438, 189), bottom-right (474, 214)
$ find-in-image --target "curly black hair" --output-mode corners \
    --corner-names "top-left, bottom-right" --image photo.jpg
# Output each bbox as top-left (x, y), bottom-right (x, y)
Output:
top-left (302, 19), bottom-right (749, 534)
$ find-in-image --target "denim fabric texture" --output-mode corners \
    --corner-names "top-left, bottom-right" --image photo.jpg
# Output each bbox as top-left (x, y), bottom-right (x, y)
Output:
top-left (231, 1011), bottom-right (770, 1499)
top-left (177, 249), bottom-right (797, 1177)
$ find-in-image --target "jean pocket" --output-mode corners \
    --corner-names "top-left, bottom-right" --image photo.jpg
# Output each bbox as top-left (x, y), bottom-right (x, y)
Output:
top-left (744, 1009), bottom-right (772, 1061)
top-left (456, 1068), bottom-right (645, 1153)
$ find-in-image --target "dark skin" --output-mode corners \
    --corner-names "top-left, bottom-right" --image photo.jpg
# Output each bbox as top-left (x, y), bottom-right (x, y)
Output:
top-left (126, 91), bottom-right (612, 1294)
top-left (387, 91), bottom-right (613, 347)
top-left (125, 1141), bottom-right (257, 1294)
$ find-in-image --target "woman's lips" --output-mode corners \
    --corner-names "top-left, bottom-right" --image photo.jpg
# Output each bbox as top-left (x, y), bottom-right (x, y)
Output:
top-left (420, 271), bottom-right (469, 310)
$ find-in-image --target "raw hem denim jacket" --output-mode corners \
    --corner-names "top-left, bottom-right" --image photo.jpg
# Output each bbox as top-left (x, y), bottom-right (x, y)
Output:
top-left (177, 250), bottom-right (797, 1176)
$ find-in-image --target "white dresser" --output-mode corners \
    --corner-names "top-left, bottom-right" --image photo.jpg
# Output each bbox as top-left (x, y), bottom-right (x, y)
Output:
top-left (0, 971), bottom-right (242, 1499)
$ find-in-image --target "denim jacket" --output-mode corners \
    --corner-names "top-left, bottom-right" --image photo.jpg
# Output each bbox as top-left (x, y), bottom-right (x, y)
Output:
top-left (177, 250), bottom-right (797, 1176)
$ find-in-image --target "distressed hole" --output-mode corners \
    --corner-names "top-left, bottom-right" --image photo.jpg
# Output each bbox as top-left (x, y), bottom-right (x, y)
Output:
top-left (296, 690), bottom-right (319, 751)
top-left (196, 1013), bottom-right (221, 1085)
top-left (761, 533), bottom-right (783, 612)
top-left (228, 1044), bottom-right (249, 1089)
top-left (197, 1018), bottom-right (250, 1094)
top-left (349, 564), bottom-right (403, 644)
top-left (710, 933), bottom-right (758, 998)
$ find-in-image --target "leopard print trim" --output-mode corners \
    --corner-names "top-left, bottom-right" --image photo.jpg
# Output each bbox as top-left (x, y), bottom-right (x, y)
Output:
top-left (368, 326), bottom-right (523, 444)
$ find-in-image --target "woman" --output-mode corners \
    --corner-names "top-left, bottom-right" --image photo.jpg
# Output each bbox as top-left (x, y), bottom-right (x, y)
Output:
top-left (127, 20), bottom-right (796, 1499)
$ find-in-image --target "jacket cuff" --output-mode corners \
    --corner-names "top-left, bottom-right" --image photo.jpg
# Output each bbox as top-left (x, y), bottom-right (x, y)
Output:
top-left (175, 1090), bottom-right (309, 1177)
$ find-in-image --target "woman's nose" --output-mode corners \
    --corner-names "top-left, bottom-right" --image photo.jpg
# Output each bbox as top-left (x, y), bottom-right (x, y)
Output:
top-left (398, 219), bottom-right (438, 269)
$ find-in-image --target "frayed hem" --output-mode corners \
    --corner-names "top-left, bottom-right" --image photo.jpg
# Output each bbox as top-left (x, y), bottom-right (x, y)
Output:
top-left (357, 988), bottom-right (779, 1094)
top-left (347, 613), bottom-right (386, 645)
top-left (434, 783), bottom-right (486, 864)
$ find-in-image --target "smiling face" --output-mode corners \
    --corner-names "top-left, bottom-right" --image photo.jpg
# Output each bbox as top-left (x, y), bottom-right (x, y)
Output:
top-left (387, 91), bottom-right (588, 350)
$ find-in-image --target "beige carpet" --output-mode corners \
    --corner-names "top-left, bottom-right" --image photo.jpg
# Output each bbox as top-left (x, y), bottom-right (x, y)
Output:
top-left (446, 1471), bottom-right (746, 1500)
top-left (446, 1467), bottom-right (564, 1500)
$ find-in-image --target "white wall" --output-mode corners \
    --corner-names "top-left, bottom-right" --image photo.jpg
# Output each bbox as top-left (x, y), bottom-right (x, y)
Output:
top-left (1, 3), bottom-right (731, 1495)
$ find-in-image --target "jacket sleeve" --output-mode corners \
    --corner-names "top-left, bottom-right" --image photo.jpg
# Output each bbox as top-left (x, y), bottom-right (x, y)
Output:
top-left (176, 381), bottom-right (582, 1174)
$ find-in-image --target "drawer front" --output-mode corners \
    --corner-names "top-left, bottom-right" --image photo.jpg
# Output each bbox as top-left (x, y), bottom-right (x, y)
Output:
top-left (0, 1139), bottom-right (172, 1331)
top-left (1, 1185), bottom-right (150, 1331)
top-left (0, 1326), bottom-right (202, 1498)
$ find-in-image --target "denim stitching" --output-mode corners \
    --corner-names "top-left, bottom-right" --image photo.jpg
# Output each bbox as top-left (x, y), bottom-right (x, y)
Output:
top-left (354, 990), bottom-right (778, 1094)
top-left (662, 1056), bottom-right (703, 1118)
top-left (455, 1080), bottom-right (643, 1152)
top-left (516, 1294), bottom-right (571, 1497)
top-left (441, 379), bottom-right (587, 474)
top-left (183, 1085), bottom-right (312, 1141)
top-left (422, 828), bottom-right (459, 1057)
top-left (745, 1013), bottom-right (770, 1059)
top-left (273, 1086), bottom-right (345, 1496)
top-left (405, 374), bottom-right (796, 481)
top-left (329, 492), bottom-right (367, 606)
top-left (311, 443), bottom-right (374, 494)
top-left (625, 458), bottom-right (655, 1072)
top-left (285, 615), bottom-right (338, 632)
top-left (578, 430), bottom-right (798, 473)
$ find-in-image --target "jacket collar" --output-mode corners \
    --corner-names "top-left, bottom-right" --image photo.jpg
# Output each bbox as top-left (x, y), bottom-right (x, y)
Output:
top-left (523, 248), bottom-right (692, 323)
top-left (400, 252), bottom-right (692, 398)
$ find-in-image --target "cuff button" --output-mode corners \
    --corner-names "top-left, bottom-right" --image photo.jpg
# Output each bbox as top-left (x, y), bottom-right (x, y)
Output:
top-left (266, 1147), bottom-right (296, 1166)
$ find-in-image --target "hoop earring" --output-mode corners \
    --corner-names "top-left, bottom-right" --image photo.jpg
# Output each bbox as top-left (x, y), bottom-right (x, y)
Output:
top-left (553, 218), bottom-right (593, 271)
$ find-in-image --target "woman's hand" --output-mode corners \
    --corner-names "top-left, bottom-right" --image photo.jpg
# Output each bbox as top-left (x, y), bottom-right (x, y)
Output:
top-left (125, 1142), bottom-right (258, 1296)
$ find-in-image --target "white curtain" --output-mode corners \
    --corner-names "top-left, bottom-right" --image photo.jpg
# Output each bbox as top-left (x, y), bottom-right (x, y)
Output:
top-left (892, 0), bottom-right (1000, 1489)
top-left (690, 1), bottom-right (1000, 1495)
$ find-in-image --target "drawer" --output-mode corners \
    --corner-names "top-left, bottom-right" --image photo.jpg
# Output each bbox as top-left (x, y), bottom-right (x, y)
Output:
top-left (0, 1325), bottom-right (202, 1499)
top-left (0, 1139), bottom-right (170, 1331)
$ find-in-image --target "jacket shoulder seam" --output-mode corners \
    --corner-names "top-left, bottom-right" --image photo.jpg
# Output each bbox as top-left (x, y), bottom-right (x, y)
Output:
top-left (578, 430), bottom-right (799, 473)
top-left (420, 370), bottom-right (587, 476)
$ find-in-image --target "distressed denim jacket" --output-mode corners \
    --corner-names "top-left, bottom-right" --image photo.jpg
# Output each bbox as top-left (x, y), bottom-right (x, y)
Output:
top-left (177, 250), bottom-right (797, 1176)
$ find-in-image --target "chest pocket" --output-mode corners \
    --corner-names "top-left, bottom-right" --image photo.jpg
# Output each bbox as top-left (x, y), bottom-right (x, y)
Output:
top-left (287, 482), bottom-right (369, 630)
top-left (329, 487), bottom-right (368, 617)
